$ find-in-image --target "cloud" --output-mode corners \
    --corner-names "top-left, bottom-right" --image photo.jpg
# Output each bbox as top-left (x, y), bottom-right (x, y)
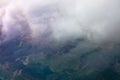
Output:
top-left (0, 0), bottom-right (120, 44)
top-left (52, 0), bottom-right (120, 43)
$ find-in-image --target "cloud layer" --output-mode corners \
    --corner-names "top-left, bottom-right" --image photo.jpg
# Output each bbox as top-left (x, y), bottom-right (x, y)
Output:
top-left (0, 0), bottom-right (120, 44)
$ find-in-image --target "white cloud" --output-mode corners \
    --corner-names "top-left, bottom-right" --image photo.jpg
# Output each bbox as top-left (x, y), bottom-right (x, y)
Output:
top-left (0, 0), bottom-right (120, 43)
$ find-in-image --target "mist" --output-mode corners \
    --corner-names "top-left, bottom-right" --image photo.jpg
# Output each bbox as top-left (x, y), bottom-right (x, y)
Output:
top-left (0, 1), bottom-right (120, 79)
top-left (0, 0), bottom-right (120, 44)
